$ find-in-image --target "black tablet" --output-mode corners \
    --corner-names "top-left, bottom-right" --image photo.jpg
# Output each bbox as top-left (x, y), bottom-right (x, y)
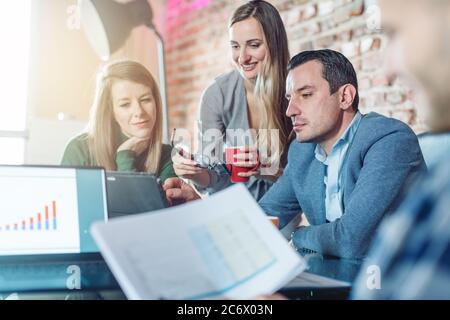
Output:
top-left (105, 171), bottom-right (168, 219)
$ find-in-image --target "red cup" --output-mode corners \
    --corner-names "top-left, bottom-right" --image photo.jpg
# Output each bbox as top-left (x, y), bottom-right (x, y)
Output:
top-left (225, 146), bottom-right (260, 183)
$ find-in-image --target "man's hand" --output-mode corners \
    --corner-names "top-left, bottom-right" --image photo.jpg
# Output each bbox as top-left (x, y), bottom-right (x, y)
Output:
top-left (163, 177), bottom-right (201, 206)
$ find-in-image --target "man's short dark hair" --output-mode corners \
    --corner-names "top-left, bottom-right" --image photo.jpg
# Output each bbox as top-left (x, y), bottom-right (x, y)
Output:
top-left (287, 49), bottom-right (359, 111)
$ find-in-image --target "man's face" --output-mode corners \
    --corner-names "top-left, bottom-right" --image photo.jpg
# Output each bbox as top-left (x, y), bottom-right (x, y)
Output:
top-left (379, 0), bottom-right (450, 131)
top-left (285, 60), bottom-right (343, 147)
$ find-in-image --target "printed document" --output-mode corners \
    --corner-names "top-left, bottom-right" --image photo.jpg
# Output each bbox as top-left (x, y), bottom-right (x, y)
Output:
top-left (91, 184), bottom-right (306, 300)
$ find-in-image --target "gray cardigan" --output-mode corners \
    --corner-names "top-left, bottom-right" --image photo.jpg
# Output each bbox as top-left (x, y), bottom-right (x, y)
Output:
top-left (259, 112), bottom-right (427, 259)
top-left (198, 70), bottom-right (281, 201)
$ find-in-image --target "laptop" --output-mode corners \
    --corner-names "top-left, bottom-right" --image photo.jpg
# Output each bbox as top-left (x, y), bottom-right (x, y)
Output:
top-left (106, 171), bottom-right (168, 219)
top-left (0, 165), bottom-right (119, 293)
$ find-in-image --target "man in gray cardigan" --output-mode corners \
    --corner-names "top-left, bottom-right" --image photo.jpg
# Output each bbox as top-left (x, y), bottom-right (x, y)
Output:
top-left (259, 49), bottom-right (426, 259)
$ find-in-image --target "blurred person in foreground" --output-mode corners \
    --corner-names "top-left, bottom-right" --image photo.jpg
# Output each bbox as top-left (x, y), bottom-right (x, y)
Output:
top-left (352, 0), bottom-right (450, 299)
top-left (256, 0), bottom-right (450, 300)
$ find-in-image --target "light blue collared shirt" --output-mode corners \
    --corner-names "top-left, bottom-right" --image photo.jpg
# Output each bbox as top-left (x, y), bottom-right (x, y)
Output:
top-left (315, 112), bottom-right (362, 222)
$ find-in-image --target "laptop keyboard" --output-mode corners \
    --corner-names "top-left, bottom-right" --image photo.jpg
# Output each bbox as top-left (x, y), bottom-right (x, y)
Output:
top-left (0, 260), bottom-right (119, 292)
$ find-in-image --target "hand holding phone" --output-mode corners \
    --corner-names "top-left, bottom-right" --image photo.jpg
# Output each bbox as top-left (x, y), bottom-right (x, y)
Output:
top-left (170, 128), bottom-right (225, 186)
top-left (171, 149), bottom-right (211, 187)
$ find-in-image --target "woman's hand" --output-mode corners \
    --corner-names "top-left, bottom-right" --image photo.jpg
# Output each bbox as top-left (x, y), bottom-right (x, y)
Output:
top-left (233, 146), bottom-right (284, 182)
top-left (231, 146), bottom-right (260, 179)
top-left (172, 151), bottom-right (211, 188)
top-left (117, 137), bottom-right (150, 156)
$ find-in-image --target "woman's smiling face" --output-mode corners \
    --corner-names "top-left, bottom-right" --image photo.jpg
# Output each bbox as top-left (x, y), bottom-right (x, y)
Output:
top-left (111, 79), bottom-right (156, 138)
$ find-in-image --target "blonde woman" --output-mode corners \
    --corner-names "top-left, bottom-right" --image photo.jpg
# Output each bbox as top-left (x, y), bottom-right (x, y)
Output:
top-left (61, 60), bottom-right (176, 183)
top-left (173, 0), bottom-right (293, 200)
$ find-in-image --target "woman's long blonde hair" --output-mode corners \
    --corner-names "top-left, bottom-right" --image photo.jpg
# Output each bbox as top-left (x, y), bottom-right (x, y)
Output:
top-left (230, 0), bottom-right (292, 167)
top-left (87, 60), bottom-right (163, 173)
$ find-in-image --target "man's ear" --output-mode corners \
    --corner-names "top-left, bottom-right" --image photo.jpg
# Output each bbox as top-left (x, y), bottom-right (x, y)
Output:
top-left (339, 84), bottom-right (357, 111)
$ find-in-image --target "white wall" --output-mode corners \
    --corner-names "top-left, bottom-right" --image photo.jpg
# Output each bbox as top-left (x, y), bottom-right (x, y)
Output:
top-left (23, 0), bottom-right (166, 165)
top-left (25, 118), bottom-right (87, 165)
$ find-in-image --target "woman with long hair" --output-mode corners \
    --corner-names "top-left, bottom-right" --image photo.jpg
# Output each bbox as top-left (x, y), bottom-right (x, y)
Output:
top-left (61, 60), bottom-right (176, 183)
top-left (173, 0), bottom-right (292, 200)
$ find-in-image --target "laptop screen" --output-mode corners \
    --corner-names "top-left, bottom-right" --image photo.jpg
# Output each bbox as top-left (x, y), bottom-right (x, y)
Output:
top-left (0, 166), bottom-right (108, 257)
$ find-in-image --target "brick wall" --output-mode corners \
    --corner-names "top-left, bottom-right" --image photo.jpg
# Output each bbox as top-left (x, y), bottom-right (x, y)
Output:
top-left (163, 0), bottom-right (427, 143)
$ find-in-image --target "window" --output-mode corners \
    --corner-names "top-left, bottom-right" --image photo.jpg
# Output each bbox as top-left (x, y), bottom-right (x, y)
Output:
top-left (0, 1), bottom-right (31, 164)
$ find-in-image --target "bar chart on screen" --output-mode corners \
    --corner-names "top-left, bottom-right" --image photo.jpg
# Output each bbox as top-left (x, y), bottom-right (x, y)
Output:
top-left (0, 168), bottom-right (81, 255)
top-left (0, 200), bottom-right (59, 232)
